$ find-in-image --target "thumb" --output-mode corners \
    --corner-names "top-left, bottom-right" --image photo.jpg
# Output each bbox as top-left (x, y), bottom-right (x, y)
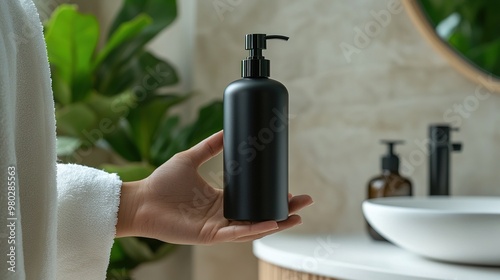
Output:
top-left (184, 130), bottom-right (223, 167)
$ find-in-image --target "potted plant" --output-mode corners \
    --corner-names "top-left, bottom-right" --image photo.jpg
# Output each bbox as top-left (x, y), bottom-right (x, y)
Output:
top-left (44, 1), bottom-right (222, 279)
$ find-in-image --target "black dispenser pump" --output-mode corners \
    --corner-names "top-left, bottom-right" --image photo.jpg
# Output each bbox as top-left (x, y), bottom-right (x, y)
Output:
top-left (242, 34), bottom-right (289, 78)
top-left (381, 140), bottom-right (404, 173)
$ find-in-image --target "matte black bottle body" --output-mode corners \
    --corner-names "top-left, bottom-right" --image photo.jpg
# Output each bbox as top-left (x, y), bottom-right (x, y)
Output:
top-left (223, 78), bottom-right (289, 221)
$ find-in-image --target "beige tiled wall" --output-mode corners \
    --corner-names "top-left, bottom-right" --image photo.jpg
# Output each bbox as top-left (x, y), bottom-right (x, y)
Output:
top-left (191, 0), bottom-right (500, 280)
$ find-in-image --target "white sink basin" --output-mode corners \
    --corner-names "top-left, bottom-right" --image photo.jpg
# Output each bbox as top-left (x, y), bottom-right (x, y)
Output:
top-left (363, 196), bottom-right (500, 266)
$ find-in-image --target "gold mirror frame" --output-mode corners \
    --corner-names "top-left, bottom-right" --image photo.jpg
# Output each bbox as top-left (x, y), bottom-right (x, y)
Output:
top-left (403, 0), bottom-right (500, 92)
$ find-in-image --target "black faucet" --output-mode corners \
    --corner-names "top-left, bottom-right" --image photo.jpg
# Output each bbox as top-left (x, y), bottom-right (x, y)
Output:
top-left (429, 124), bottom-right (462, 196)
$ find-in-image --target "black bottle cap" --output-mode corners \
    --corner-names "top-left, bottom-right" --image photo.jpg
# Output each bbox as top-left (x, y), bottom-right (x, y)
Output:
top-left (241, 34), bottom-right (289, 78)
top-left (381, 140), bottom-right (404, 172)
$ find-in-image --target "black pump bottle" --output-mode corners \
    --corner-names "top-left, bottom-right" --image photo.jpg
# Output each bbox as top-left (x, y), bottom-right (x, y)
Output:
top-left (223, 34), bottom-right (289, 222)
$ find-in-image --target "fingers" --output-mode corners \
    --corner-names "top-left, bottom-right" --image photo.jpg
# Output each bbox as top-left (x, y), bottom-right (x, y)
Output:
top-left (213, 220), bottom-right (279, 242)
top-left (232, 215), bottom-right (302, 242)
top-left (228, 194), bottom-right (312, 242)
top-left (209, 194), bottom-right (312, 243)
top-left (289, 194), bottom-right (314, 214)
top-left (183, 130), bottom-right (223, 167)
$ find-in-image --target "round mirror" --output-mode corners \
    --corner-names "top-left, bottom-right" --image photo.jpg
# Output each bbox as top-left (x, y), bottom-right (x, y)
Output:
top-left (403, 0), bottom-right (500, 92)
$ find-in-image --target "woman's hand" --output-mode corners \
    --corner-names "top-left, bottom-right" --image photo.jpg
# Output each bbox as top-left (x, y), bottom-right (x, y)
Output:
top-left (116, 131), bottom-right (313, 244)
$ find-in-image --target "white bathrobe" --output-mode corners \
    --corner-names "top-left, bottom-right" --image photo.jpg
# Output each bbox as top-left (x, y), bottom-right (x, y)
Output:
top-left (0, 1), bottom-right (122, 279)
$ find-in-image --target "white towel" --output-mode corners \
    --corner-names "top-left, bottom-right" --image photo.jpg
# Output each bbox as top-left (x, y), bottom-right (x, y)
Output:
top-left (56, 164), bottom-right (121, 279)
top-left (0, 1), bottom-right (122, 279)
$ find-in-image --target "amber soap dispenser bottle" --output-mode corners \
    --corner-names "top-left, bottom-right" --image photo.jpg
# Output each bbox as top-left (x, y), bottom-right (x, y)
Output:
top-left (367, 140), bottom-right (412, 241)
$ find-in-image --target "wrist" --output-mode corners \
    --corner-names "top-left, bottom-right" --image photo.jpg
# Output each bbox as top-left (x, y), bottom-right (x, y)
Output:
top-left (116, 180), bottom-right (143, 237)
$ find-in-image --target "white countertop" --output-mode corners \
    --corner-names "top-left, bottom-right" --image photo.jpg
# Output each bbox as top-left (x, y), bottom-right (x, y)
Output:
top-left (253, 233), bottom-right (500, 280)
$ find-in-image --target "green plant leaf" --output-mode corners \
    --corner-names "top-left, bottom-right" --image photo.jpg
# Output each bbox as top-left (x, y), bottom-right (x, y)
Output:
top-left (152, 243), bottom-right (176, 260)
top-left (110, 51), bottom-right (179, 98)
top-left (103, 124), bottom-right (142, 162)
top-left (108, 0), bottom-right (177, 42)
top-left (186, 101), bottom-right (224, 147)
top-left (127, 94), bottom-right (188, 161)
top-left (108, 241), bottom-right (140, 277)
top-left (93, 14), bottom-right (152, 70)
top-left (97, 50), bottom-right (179, 97)
top-left (150, 115), bottom-right (180, 165)
top-left (96, 0), bottom-right (177, 96)
top-left (136, 51), bottom-right (179, 88)
top-left (154, 125), bottom-right (191, 165)
top-left (153, 101), bottom-right (223, 165)
top-left (107, 238), bottom-right (175, 279)
top-left (101, 163), bottom-right (155, 181)
top-left (142, 239), bottom-right (176, 261)
top-left (110, 240), bottom-right (127, 263)
top-left (52, 69), bottom-right (71, 105)
top-left (107, 268), bottom-right (133, 280)
top-left (466, 39), bottom-right (500, 73)
top-left (116, 237), bottom-right (154, 263)
top-left (86, 91), bottom-right (136, 123)
top-left (420, 0), bottom-right (500, 77)
top-left (45, 5), bottom-right (99, 102)
top-left (55, 103), bottom-right (98, 139)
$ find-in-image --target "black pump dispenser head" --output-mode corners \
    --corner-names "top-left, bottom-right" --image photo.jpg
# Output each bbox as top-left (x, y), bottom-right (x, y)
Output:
top-left (381, 140), bottom-right (404, 173)
top-left (242, 34), bottom-right (289, 78)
